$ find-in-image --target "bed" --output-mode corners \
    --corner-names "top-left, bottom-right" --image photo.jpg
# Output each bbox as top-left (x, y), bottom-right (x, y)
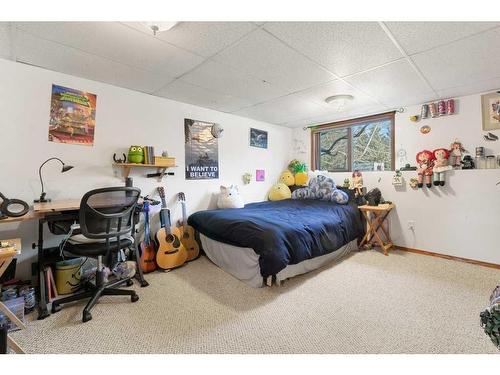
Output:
top-left (188, 199), bottom-right (364, 287)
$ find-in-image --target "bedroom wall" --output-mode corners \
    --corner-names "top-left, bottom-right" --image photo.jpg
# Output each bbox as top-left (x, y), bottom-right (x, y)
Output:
top-left (0, 58), bottom-right (292, 279)
top-left (291, 91), bottom-right (500, 265)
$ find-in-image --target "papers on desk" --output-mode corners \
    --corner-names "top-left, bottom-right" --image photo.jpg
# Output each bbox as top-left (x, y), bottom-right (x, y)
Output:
top-left (0, 240), bottom-right (20, 255)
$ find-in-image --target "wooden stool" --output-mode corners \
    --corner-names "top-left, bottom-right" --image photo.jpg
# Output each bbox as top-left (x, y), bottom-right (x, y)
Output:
top-left (359, 204), bottom-right (395, 256)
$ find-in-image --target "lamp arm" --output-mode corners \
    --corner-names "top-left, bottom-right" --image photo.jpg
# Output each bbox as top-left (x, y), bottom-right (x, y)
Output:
top-left (38, 157), bottom-right (64, 194)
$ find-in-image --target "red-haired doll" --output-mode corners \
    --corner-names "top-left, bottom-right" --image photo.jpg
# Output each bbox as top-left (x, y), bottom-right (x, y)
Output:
top-left (416, 150), bottom-right (435, 188)
top-left (432, 148), bottom-right (452, 186)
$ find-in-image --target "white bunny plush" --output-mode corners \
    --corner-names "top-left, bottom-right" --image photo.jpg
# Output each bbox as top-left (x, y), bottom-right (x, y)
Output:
top-left (217, 185), bottom-right (244, 209)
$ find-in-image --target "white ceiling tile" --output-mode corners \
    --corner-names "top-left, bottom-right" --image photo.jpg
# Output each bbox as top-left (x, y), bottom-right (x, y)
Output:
top-left (213, 29), bottom-right (335, 93)
top-left (14, 30), bottom-right (174, 94)
top-left (345, 60), bottom-right (434, 107)
top-left (180, 60), bottom-right (284, 103)
top-left (386, 22), bottom-right (500, 55)
top-left (14, 22), bottom-right (204, 77)
top-left (264, 22), bottom-right (403, 77)
top-left (156, 79), bottom-right (253, 113)
top-left (232, 94), bottom-right (327, 125)
top-left (436, 76), bottom-right (500, 99)
top-left (0, 22), bottom-right (11, 59)
top-left (413, 28), bottom-right (500, 91)
top-left (294, 79), bottom-right (379, 109)
top-left (123, 22), bottom-right (257, 58)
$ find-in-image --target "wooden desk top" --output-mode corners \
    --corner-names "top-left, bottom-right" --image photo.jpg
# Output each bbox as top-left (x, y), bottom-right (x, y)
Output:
top-left (33, 199), bottom-right (82, 213)
top-left (358, 203), bottom-right (395, 212)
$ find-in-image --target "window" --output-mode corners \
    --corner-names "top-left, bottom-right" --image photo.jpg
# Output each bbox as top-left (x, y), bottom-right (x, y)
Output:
top-left (311, 112), bottom-right (395, 172)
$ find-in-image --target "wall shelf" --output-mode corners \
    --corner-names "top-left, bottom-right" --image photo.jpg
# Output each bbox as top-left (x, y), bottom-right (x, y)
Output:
top-left (113, 163), bottom-right (177, 182)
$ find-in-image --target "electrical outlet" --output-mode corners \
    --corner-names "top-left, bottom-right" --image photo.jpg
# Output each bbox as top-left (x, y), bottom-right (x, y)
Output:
top-left (407, 220), bottom-right (415, 230)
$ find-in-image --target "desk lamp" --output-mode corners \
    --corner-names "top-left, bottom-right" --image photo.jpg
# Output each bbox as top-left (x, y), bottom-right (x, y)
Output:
top-left (35, 157), bottom-right (74, 203)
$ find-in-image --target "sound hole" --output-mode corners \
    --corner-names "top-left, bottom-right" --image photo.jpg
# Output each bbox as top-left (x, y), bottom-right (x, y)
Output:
top-left (183, 232), bottom-right (189, 239)
top-left (165, 234), bottom-right (175, 243)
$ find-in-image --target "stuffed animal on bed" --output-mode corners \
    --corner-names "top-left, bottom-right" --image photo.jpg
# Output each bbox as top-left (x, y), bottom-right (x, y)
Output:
top-left (268, 183), bottom-right (292, 201)
top-left (292, 175), bottom-right (349, 204)
top-left (217, 185), bottom-right (244, 209)
top-left (279, 170), bottom-right (295, 186)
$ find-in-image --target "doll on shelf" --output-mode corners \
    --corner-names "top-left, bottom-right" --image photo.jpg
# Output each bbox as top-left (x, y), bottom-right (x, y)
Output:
top-left (350, 170), bottom-right (364, 197)
top-left (432, 148), bottom-right (453, 186)
top-left (416, 150), bottom-right (435, 188)
top-left (449, 139), bottom-right (467, 169)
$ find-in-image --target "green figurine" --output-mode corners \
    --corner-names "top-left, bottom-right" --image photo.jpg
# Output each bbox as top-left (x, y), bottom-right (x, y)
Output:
top-left (128, 145), bottom-right (144, 164)
top-left (343, 178), bottom-right (350, 189)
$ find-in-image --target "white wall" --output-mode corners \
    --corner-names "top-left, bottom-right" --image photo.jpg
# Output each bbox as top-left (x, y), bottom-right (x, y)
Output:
top-left (0, 59), bottom-right (292, 278)
top-left (292, 92), bottom-right (500, 265)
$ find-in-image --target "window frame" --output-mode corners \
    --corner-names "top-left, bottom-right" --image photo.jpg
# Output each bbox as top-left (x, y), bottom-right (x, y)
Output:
top-left (311, 111), bottom-right (396, 172)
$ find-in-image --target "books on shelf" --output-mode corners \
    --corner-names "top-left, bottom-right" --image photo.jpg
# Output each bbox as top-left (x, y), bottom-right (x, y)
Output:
top-left (143, 146), bottom-right (154, 165)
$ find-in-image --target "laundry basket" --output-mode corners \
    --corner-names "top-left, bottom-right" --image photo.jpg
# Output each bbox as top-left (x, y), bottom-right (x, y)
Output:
top-left (55, 258), bottom-right (84, 295)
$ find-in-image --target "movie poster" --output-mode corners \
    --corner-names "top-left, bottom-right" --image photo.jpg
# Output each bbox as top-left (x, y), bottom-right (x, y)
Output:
top-left (184, 118), bottom-right (219, 180)
top-left (48, 84), bottom-right (97, 146)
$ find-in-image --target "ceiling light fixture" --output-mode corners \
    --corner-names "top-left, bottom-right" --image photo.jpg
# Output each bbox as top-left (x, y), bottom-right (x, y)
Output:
top-left (141, 22), bottom-right (179, 36)
top-left (325, 94), bottom-right (354, 112)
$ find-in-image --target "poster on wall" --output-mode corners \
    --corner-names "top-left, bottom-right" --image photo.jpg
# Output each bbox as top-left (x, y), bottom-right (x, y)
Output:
top-left (249, 128), bottom-right (268, 149)
top-left (48, 84), bottom-right (97, 146)
top-left (184, 118), bottom-right (219, 180)
top-left (481, 91), bottom-right (500, 131)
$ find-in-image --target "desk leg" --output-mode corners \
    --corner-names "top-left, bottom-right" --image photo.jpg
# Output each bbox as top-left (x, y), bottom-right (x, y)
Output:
top-left (37, 219), bottom-right (49, 320)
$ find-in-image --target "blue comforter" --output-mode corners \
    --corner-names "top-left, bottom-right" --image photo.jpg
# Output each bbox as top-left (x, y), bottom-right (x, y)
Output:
top-left (188, 199), bottom-right (364, 278)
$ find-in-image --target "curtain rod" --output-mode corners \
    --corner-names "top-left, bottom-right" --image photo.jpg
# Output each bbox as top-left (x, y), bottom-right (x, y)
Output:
top-left (302, 107), bottom-right (405, 131)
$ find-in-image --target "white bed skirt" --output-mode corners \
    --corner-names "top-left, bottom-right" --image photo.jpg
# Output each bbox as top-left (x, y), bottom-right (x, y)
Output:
top-left (200, 234), bottom-right (359, 288)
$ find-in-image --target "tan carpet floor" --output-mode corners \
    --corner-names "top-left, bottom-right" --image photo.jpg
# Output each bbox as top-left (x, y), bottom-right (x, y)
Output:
top-left (11, 249), bottom-right (500, 354)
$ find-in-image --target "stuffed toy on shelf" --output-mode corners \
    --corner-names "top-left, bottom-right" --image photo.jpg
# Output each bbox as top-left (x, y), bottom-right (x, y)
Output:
top-left (416, 150), bottom-right (435, 188)
top-left (432, 148), bottom-right (453, 186)
top-left (449, 139), bottom-right (467, 169)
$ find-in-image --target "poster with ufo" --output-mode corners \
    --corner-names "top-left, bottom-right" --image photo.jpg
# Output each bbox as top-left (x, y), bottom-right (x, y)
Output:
top-left (184, 118), bottom-right (220, 180)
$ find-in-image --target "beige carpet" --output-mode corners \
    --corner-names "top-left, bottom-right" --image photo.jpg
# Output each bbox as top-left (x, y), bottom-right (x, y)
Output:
top-left (11, 250), bottom-right (500, 354)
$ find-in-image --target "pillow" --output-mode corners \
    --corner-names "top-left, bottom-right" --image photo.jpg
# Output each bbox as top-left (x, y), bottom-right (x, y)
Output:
top-left (292, 175), bottom-right (349, 204)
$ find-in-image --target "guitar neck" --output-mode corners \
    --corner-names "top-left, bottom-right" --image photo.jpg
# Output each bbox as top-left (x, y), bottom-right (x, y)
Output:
top-left (181, 201), bottom-right (188, 229)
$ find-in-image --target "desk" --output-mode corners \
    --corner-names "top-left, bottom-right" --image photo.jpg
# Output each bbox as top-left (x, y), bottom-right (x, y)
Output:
top-left (0, 238), bottom-right (26, 354)
top-left (359, 204), bottom-right (395, 256)
top-left (1, 198), bottom-right (147, 320)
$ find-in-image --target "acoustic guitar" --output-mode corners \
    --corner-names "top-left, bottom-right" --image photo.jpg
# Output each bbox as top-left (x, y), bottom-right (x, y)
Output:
top-left (177, 192), bottom-right (200, 262)
top-left (138, 200), bottom-right (157, 273)
top-left (155, 187), bottom-right (187, 270)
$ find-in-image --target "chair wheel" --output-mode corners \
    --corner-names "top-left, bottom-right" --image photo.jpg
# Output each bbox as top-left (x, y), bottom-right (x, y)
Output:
top-left (51, 304), bottom-right (61, 313)
top-left (131, 294), bottom-right (139, 303)
top-left (82, 311), bottom-right (92, 322)
top-left (140, 280), bottom-right (149, 288)
top-left (125, 279), bottom-right (133, 287)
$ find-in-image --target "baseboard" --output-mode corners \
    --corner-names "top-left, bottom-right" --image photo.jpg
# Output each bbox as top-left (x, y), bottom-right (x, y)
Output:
top-left (394, 245), bottom-right (500, 270)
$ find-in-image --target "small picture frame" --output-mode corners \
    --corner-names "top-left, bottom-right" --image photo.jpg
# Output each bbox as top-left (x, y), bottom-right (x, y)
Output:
top-left (249, 128), bottom-right (268, 149)
top-left (256, 169), bottom-right (265, 182)
top-left (481, 91), bottom-right (500, 131)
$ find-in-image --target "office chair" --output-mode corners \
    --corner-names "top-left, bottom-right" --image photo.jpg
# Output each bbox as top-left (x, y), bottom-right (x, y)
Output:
top-left (51, 187), bottom-right (147, 323)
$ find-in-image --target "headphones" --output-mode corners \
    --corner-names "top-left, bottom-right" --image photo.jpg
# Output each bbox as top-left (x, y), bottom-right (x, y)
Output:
top-left (0, 192), bottom-right (29, 219)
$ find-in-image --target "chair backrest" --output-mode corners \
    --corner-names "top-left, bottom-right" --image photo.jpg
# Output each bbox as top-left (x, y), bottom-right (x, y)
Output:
top-left (79, 187), bottom-right (141, 240)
